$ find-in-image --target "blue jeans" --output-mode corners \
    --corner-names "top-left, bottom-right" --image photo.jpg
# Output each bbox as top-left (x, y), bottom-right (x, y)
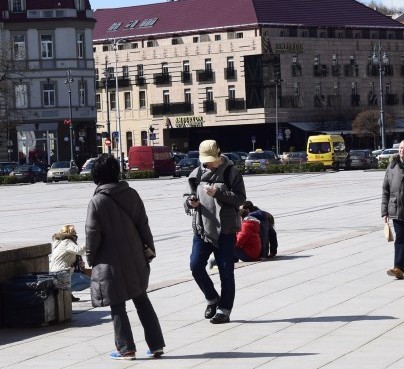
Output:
top-left (190, 233), bottom-right (236, 312)
top-left (110, 292), bottom-right (165, 354)
top-left (71, 272), bottom-right (91, 292)
top-left (393, 220), bottom-right (404, 270)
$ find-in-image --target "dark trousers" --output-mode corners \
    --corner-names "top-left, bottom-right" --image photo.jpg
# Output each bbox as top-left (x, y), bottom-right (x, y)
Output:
top-left (234, 247), bottom-right (254, 262)
top-left (268, 226), bottom-right (278, 255)
top-left (393, 219), bottom-right (404, 270)
top-left (190, 233), bottom-right (236, 312)
top-left (110, 291), bottom-right (165, 354)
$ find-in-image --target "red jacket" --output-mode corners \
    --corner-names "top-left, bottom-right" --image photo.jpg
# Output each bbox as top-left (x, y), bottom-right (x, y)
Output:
top-left (236, 216), bottom-right (261, 260)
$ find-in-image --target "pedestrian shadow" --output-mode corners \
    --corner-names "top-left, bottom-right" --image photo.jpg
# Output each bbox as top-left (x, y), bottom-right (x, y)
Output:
top-left (232, 315), bottom-right (397, 324)
top-left (0, 310), bottom-right (111, 345)
top-left (140, 351), bottom-right (316, 360)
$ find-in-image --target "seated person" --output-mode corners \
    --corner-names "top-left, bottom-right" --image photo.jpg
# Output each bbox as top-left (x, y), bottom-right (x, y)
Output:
top-left (50, 224), bottom-right (90, 302)
top-left (240, 200), bottom-right (278, 259)
top-left (235, 213), bottom-right (261, 262)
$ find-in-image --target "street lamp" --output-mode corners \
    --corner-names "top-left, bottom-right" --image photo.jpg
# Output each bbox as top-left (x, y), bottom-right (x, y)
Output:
top-left (64, 67), bottom-right (74, 162)
top-left (372, 41), bottom-right (388, 150)
top-left (103, 56), bottom-right (111, 154)
top-left (274, 71), bottom-right (283, 157)
top-left (110, 38), bottom-right (126, 174)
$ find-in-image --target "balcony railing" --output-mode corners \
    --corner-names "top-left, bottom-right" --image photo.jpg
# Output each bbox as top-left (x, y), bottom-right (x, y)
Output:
top-left (197, 69), bottom-right (214, 83)
top-left (181, 71), bottom-right (192, 83)
top-left (98, 76), bottom-right (130, 89)
top-left (344, 64), bottom-right (359, 77)
top-left (292, 64), bottom-right (302, 77)
top-left (224, 68), bottom-right (237, 80)
top-left (313, 65), bottom-right (328, 77)
top-left (281, 95), bottom-right (303, 108)
top-left (153, 73), bottom-right (171, 85)
top-left (367, 64), bottom-right (394, 77)
top-left (203, 100), bottom-right (216, 113)
top-left (386, 93), bottom-right (399, 105)
top-left (135, 75), bottom-right (146, 86)
top-left (226, 98), bottom-right (245, 111)
top-left (313, 94), bottom-right (326, 107)
top-left (331, 65), bottom-right (342, 77)
top-left (351, 94), bottom-right (360, 107)
top-left (327, 95), bottom-right (342, 107)
top-left (150, 102), bottom-right (192, 116)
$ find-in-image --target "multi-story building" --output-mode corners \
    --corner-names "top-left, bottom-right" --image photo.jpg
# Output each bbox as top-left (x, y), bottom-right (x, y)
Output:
top-left (93, 0), bottom-right (404, 154)
top-left (0, 0), bottom-right (96, 166)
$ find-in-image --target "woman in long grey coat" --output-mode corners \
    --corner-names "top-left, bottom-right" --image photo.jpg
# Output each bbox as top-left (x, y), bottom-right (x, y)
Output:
top-left (85, 154), bottom-right (165, 360)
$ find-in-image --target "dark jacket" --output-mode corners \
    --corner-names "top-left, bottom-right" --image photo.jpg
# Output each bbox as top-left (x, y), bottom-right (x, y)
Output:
top-left (382, 155), bottom-right (404, 220)
top-left (85, 181), bottom-right (154, 308)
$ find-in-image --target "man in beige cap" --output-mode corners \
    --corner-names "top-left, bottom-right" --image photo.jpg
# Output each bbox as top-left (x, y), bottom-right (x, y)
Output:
top-left (184, 139), bottom-right (246, 324)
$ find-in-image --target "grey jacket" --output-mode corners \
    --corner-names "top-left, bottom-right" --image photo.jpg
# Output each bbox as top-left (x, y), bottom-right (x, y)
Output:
top-left (185, 156), bottom-right (246, 246)
top-left (381, 155), bottom-right (404, 220)
top-left (85, 181), bottom-right (154, 308)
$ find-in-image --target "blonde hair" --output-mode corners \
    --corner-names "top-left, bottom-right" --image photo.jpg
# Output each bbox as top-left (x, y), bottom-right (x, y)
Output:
top-left (60, 225), bottom-right (77, 236)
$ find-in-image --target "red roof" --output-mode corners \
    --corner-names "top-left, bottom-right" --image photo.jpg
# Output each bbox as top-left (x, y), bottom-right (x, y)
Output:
top-left (93, 0), bottom-right (404, 41)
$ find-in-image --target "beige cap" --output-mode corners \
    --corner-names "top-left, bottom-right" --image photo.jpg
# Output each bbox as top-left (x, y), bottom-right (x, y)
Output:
top-left (199, 140), bottom-right (220, 163)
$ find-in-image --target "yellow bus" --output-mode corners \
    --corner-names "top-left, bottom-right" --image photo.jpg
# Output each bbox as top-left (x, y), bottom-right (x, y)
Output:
top-left (306, 134), bottom-right (348, 170)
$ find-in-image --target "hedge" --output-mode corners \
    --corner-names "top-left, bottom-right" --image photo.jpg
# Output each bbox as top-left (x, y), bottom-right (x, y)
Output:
top-left (0, 176), bottom-right (17, 185)
top-left (243, 162), bottom-right (325, 174)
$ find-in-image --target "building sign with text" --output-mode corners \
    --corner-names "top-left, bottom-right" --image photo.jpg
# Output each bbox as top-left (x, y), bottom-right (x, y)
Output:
top-left (275, 42), bottom-right (303, 54)
top-left (174, 116), bottom-right (204, 128)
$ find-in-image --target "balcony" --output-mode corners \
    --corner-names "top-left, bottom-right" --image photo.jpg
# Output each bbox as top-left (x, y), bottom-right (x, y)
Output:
top-left (292, 64), bottom-right (302, 77)
top-left (331, 65), bottom-right (342, 77)
top-left (327, 95), bottom-right (342, 108)
top-left (224, 68), bottom-right (237, 80)
top-left (153, 73), bottom-right (171, 86)
top-left (351, 94), bottom-right (360, 107)
top-left (150, 102), bottom-right (192, 116)
top-left (98, 76), bottom-right (130, 89)
top-left (313, 64), bottom-right (328, 77)
top-left (135, 75), bottom-right (146, 86)
top-left (313, 94), bottom-right (326, 107)
top-left (281, 95), bottom-right (303, 108)
top-left (197, 69), bottom-right (215, 83)
top-left (368, 93), bottom-right (378, 106)
top-left (203, 100), bottom-right (216, 113)
top-left (181, 71), bottom-right (192, 84)
top-left (344, 64), bottom-right (359, 77)
top-left (226, 98), bottom-right (246, 111)
top-left (385, 93), bottom-right (399, 105)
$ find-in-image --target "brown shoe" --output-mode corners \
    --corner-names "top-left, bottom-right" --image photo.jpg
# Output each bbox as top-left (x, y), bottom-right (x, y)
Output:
top-left (387, 268), bottom-right (404, 280)
top-left (71, 294), bottom-right (80, 302)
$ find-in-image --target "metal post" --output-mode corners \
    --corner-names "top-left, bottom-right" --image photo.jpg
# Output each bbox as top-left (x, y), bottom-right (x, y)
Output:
top-left (104, 57), bottom-right (111, 154)
top-left (65, 68), bottom-right (74, 162)
top-left (377, 41), bottom-right (386, 150)
top-left (275, 81), bottom-right (279, 157)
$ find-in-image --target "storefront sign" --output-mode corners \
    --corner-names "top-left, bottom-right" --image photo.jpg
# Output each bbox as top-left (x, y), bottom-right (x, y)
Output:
top-left (275, 43), bottom-right (303, 54)
top-left (174, 116), bottom-right (204, 128)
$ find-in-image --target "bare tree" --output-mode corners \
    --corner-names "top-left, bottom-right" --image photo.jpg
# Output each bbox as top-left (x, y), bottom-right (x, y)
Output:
top-left (352, 109), bottom-right (394, 148)
top-left (364, 1), bottom-right (404, 15)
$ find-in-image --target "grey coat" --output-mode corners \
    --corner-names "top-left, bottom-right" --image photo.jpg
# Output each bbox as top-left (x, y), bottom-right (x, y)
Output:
top-left (85, 181), bottom-right (154, 308)
top-left (381, 155), bottom-right (404, 220)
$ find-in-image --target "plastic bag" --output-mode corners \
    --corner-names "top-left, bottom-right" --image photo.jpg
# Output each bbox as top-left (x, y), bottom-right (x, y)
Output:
top-left (384, 223), bottom-right (394, 242)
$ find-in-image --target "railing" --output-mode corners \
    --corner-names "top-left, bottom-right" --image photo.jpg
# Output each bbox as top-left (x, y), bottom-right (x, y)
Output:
top-left (150, 102), bottom-right (192, 116)
top-left (344, 64), bottom-right (359, 77)
top-left (331, 65), bottom-right (341, 77)
top-left (203, 100), bottom-right (216, 113)
top-left (226, 98), bottom-right (245, 111)
top-left (197, 69), bottom-right (214, 82)
top-left (385, 94), bottom-right (399, 105)
top-left (153, 73), bottom-right (171, 85)
top-left (181, 71), bottom-right (192, 83)
top-left (313, 65), bottom-right (328, 77)
top-left (224, 68), bottom-right (237, 80)
top-left (281, 95), bottom-right (303, 108)
top-left (351, 94), bottom-right (360, 107)
top-left (292, 64), bottom-right (302, 77)
top-left (327, 95), bottom-right (342, 107)
top-left (135, 75), bottom-right (146, 86)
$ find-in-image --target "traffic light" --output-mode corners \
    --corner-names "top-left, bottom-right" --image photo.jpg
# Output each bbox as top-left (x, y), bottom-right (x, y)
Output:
top-left (149, 125), bottom-right (155, 133)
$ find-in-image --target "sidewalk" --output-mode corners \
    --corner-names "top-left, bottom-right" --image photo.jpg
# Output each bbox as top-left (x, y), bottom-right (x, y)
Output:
top-left (1, 170), bottom-right (403, 368)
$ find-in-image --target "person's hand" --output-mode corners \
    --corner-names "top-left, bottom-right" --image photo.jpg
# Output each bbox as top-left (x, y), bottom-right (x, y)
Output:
top-left (79, 261), bottom-right (86, 269)
top-left (204, 184), bottom-right (217, 197)
top-left (188, 196), bottom-right (200, 208)
top-left (384, 215), bottom-right (389, 223)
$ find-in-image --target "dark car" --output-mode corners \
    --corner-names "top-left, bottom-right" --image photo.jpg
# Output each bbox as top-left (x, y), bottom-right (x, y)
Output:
top-left (175, 158), bottom-right (200, 177)
top-left (244, 149), bottom-right (280, 173)
top-left (172, 152), bottom-right (187, 164)
top-left (347, 149), bottom-right (378, 170)
top-left (281, 151), bottom-right (308, 164)
top-left (187, 150), bottom-right (199, 159)
top-left (222, 152), bottom-right (244, 169)
top-left (9, 164), bottom-right (47, 183)
top-left (0, 162), bottom-right (18, 176)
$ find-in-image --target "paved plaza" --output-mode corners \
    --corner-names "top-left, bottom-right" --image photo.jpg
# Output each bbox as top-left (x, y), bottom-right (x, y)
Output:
top-left (1, 170), bottom-right (403, 369)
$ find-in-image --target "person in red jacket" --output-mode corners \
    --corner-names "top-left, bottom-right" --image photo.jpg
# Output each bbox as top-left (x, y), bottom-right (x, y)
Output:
top-left (235, 215), bottom-right (261, 261)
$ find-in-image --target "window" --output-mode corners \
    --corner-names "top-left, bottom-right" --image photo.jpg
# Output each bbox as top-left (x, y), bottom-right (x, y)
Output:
top-left (108, 22), bottom-right (122, 31)
top-left (236, 32), bottom-right (243, 39)
top-left (137, 64), bottom-right (144, 77)
top-left (193, 36), bottom-right (199, 43)
top-left (146, 40), bottom-right (154, 47)
top-left (124, 92), bottom-right (131, 109)
top-left (95, 69), bottom-right (99, 81)
top-left (313, 54), bottom-right (320, 65)
top-left (43, 83), bottom-right (55, 107)
top-left (13, 34), bottom-right (25, 60)
top-left (139, 18), bottom-right (158, 28)
top-left (102, 45), bottom-right (109, 52)
top-left (125, 20), bottom-right (139, 29)
top-left (76, 33), bottom-right (84, 58)
top-left (106, 67), bottom-right (114, 78)
top-left (205, 58), bottom-right (212, 71)
top-left (79, 81), bottom-right (87, 106)
top-left (227, 57), bottom-right (234, 70)
top-left (206, 87), bottom-right (213, 101)
top-left (228, 86), bottom-right (235, 100)
top-left (184, 89), bottom-right (191, 104)
top-left (74, 0), bottom-right (84, 10)
top-left (215, 34), bottom-right (221, 41)
top-left (162, 62), bottom-right (168, 75)
top-left (118, 44), bottom-right (124, 51)
top-left (333, 81), bottom-right (339, 95)
top-left (183, 60), bottom-right (190, 73)
top-left (11, 0), bottom-right (25, 12)
top-left (315, 82), bottom-right (321, 95)
top-left (15, 84), bottom-right (28, 108)
top-left (332, 54), bottom-right (338, 65)
top-left (122, 65), bottom-right (129, 78)
top-left (131, 42), bottom-right (138, 49)
top-left (41, 34), bottom-right (53, 59)
top-left (292, 55), bottom-right (298, 65)
top-left (110, 92), bottom-right (116, 110)
top-left (351, 81), bottom-right (357, 95)
top-left (163, 90), bottom-right (170, 105)
top-left (139, 91), bottom-right (146, 108)
top-left (293, 82), bottom-right (300, 95)
top-left (172, 38), bottom-right (178, 45)
top-left (96, 94), bottom-right (101, 110)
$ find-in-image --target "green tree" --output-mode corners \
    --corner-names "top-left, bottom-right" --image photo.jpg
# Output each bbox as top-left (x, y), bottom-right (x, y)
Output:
top-left (352, 109), bottom-right (394, 149)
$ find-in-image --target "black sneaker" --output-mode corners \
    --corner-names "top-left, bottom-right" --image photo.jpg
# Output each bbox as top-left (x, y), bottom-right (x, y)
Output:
top-left (205, 303), bottom-right (218, 319)
top-left (210, 313), bottom-right (230, 324)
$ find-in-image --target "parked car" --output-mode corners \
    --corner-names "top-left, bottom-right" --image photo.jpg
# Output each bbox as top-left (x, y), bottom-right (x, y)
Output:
top-left (0, 162), bottom-right (18, 176)
top-left (79, 157), bottom-right (98, 178)
top-left (186, 150), bottom-right (199, 159)
top-left (281, 151), bottom-right (308, 164)
top-left (378, 148), bottom-right (398, 161)
top-left (9, 164), bottom-right (47, 183)
top-left (347, 149), bottom-right (378, 170)
top-left (244, 149), bottom-right (280, 173)
top-left (222, 152), bottom-right (244, 168)
top-left (175, 158), bottom-right (200, 177)
top-left (47, 161), bottom-right (79, 182)
top-left (372, 149), bottom-right (383, 159)
top-left (172, 152), bottom-right (187, 163)
top-left (233, 151), bottom-right (249, 161)
top-left (128, 146), bottom-right (175, 176)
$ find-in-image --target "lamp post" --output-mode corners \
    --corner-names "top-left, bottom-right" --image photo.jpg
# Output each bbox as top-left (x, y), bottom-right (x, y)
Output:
top-left (274, 71), bottom-right (283, 157)
top-left (110, 38), bottom-right (125, 174)
top-left (103, 57), bottom-right (111, 154)
top-left (64, 67), bottom-right (74, 162)
top-left (372, 41), bottom-right (387, 150)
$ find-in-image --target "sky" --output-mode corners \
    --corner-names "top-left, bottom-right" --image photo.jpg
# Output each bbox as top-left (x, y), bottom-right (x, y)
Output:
top-left (90, 0), bottom-right (402, 11)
